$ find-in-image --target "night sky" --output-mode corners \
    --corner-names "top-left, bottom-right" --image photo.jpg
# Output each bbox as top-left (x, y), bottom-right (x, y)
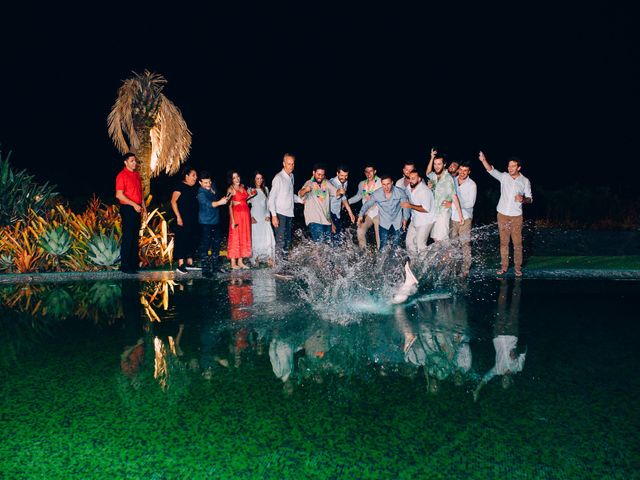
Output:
top-left (1, 4), bottom-right (637, 204)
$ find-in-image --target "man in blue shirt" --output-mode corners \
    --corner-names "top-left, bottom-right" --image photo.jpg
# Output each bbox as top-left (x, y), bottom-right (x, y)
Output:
top-left (197, 171), bottom-right (229, 277)
top-left (358, 175), bottom-right (410, 249)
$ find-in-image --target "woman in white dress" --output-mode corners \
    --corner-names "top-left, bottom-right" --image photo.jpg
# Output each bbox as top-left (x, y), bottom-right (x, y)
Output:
top-left (248, 172), bottom-right (276, 267)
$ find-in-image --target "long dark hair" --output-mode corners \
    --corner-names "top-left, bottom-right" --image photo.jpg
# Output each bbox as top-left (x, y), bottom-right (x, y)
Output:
top-left (252, 170), bottom-right (268, 194)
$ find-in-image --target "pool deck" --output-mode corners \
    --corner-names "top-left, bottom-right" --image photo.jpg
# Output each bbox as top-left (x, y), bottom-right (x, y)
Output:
top-left (2, 265), bottom-right (639, 284)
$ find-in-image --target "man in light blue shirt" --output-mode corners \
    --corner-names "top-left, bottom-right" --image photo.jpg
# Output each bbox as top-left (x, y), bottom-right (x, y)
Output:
top-left (358, 175), bottom-right (410, 249)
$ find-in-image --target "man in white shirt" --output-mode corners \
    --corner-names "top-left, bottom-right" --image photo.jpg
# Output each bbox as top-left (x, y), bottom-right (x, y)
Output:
top-left (400, 170), bottom-right (435, 255)
top-left (478, 151), bottom-right (532, 276)
top-left (449, 162), bottom-right (477, 276)
top-left (268, 153), bottom-right (303, 260)
top-left (395, 161), bottom-right (415, 192)
top-left (349, 163), bottom-right (382, 249)
top-left (328, 164), bottom-right (356, 244)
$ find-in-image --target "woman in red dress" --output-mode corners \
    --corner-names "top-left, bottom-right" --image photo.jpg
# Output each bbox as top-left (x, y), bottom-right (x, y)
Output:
top-left (227, 171), bottom-right (254, 269)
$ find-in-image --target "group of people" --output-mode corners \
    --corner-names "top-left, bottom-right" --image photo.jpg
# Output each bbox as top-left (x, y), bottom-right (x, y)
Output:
top-left (115, 148), bottom-right (532, 278)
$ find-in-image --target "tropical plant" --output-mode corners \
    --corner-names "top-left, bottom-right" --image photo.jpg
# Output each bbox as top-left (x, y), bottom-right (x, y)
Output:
top-left (108, 70), bottom-right (192, 197)
top-left (139, 208), bottom-right (174, 267)
top-left (0, 148), bottom-right (58, 226)
top-left (0, 253), bottom-right (13, 272)
top-left (2, 221), bottom-right (45, 273)
top-left (39, 226), bottom-right (72, 270)
top-left (87, 234), bottom-right (121, 268)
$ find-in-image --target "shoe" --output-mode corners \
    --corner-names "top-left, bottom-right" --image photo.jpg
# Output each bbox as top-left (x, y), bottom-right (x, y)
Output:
top-left (185, 264), bottom-right (202, 271)
top-left (176, 265), bottom-right (188, 274)
top-left (514, 269), bottom-right (523, 277)
top-left (496, 269), bottom-right (507, 276)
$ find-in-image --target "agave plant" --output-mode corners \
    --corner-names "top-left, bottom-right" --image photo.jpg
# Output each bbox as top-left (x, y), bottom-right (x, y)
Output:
top-left (87, 233), bottom-right (121, 268)
top-left (0, 253), bottom-right (13, 272)
top-left (39, 226), bottom-right (72, 270)
top-left (0, 149), bottom-right (58, 226)
top-left (41, 288), bottom-right (75, 319)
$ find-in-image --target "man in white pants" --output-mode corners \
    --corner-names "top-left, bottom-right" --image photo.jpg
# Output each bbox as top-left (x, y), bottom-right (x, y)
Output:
top-left (426, 149), bottom-right (464, 241)
top-left (449, 162), bottom-right (477, 276)
top-left (401, 170), bottom-right (435, 256)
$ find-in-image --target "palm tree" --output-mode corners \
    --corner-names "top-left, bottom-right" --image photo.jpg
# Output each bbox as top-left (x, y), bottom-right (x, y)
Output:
top-left (108, 70), bottom-right (192, 198)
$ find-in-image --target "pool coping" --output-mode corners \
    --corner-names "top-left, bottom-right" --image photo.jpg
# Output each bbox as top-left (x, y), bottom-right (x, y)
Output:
top-left (1, 267), bottom-right (640, 284)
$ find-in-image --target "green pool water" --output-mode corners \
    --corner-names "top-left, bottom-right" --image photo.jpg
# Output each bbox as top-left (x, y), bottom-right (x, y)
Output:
top-left (0, 274), bottom-right (638, 479)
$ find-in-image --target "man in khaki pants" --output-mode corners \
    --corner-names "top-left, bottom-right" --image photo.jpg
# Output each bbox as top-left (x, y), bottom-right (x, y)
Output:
top-left (449, 162), bottom-right (477, 277)
top-left (478, 152), bottom-right (532, 277)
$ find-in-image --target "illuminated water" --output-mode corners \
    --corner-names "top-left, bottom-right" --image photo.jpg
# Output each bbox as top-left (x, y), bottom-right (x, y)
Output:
top-left (1, 268), bottom-right (638, 477)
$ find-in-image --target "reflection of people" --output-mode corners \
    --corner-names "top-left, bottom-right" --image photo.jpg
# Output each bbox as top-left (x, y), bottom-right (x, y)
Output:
top-left (227, 171), bottom-right (253, 270)
top-left (478, 151), bottom-right (532, 277)
top-left (248, 172), bottom-right (276, 266)
top-left (227, 278), bottom-right (253, 322)
top-left (171, 166), bottom-right (200, 274)
top-left (474, 279), bottom-right (526, 401)
top-left (120, 282), bottom-right (145, 388)
top-left (196, 171), bottom-right (229, 277)
top-left (115, 152), bottom-right (146, 274)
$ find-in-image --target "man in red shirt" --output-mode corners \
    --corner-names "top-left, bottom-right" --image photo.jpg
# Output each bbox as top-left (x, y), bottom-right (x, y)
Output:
top-left (115, 152), bottom-right (146, 273)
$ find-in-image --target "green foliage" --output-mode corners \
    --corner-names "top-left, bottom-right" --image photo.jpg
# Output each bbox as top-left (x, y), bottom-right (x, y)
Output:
top-left (0, 148), bottom-right (58, 226)
top-left (87, 233), bottom-right (121, 268)
top-left (40, 226), bottom-right (72, 257)
top-left (0, 253), bottom-right (13, 272)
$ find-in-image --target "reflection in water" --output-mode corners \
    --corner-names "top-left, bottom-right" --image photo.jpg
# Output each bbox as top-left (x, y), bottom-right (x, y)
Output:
top-left (0, 275), bottom-right (529, 403)
top-left (474, 279), bottom-right (526, 401)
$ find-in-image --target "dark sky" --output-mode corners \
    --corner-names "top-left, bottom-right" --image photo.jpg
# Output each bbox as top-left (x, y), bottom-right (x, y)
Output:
top-left (1, 4), bottom-right (637, 203)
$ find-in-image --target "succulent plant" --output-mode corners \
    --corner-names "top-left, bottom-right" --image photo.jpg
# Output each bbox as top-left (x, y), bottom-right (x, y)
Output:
top-left (42, 288), bottom-right (74, 319)
top-left (0, 253), bottom-right (13, 272)
top-left (87, 233), bottom-right (121, 268)
top-left (0, 149), bottom-right (58, 226)
top-left (40, 226), bottom-right (72, 257)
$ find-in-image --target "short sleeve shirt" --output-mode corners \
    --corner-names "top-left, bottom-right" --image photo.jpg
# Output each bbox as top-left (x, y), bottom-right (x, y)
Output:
top-left (115, 168), bottom-right (142, 205)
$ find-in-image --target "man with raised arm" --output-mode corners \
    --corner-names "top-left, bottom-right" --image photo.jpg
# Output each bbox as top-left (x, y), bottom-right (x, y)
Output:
top-left (268, 153), bottom-right (303, 262)
top-left (115, 152), bottom-right (146, 274)
top-left (400, 170), bottom-right (435, 255)
top-left (425, 148), bottom-right (464, 241)
top-left (478, 151), bottom-right (532, 277)
top-left (358, 175), bottom-right (410, 249)
top-left (349, 163), bottom-right (382, 249)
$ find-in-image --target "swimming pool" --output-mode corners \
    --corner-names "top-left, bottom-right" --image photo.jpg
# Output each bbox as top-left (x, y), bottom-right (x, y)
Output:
top-left (0, 274), bottom-right (638, 478)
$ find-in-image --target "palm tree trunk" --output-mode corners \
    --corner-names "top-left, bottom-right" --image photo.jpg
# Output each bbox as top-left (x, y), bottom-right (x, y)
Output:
top-left (135, 126), bottom-right (153, 199)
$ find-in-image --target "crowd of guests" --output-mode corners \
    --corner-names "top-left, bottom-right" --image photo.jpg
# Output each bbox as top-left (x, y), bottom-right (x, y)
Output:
top-left (115, 149), bottom-right (532, 278)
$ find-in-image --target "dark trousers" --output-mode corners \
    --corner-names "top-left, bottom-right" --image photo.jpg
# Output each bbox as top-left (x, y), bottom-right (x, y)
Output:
top-left (120, 205), bottom-right (140, 272)
top-left (274, 214), bottom-right (293, 260)
top-left (198, 224), bottom-right (222, 272)
top-left (309, 223), bottom-right (331, 243)
top-left (379, 225), bottom-right (401, 249)
top-left (174, 220), bottom-right (199, 261)
top-left (330, 213), bottom-right (346, 245)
